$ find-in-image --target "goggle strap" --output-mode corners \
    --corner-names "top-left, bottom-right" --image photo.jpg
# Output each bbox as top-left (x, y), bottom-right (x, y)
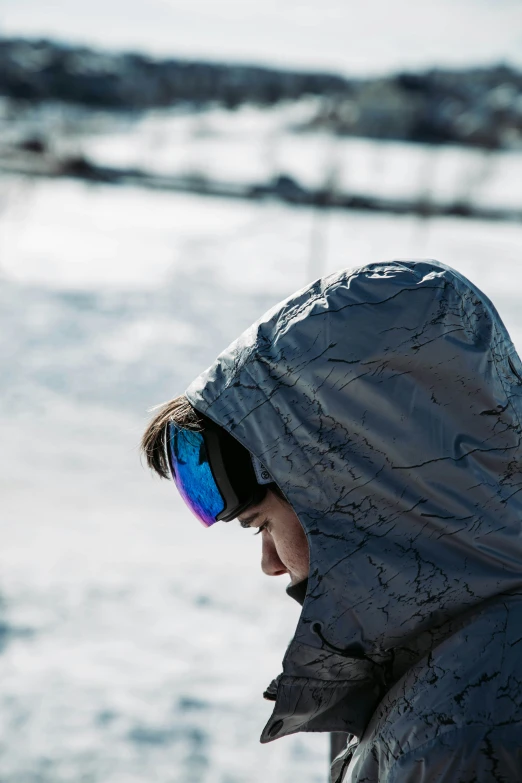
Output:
top-left (204, 427), bottom-right (242, 520)
top-left (251, 454), bottom-right (273, 485)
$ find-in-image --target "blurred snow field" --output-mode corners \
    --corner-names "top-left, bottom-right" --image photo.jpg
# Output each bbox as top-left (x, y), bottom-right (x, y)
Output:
top-left (1, 112), bottom-right (522, 782)
top-left (78, 103), bottom-right (522, 211)
top-left (7, 101), bottom-right (522, 211)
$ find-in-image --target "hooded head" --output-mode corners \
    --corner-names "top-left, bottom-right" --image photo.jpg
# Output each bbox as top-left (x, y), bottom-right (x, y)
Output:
top-left (181, 259), bottom-right (522, 742)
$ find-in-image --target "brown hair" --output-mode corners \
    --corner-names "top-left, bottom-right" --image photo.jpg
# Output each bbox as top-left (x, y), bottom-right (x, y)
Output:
top-left (141, 394), bottom-right (203, 479)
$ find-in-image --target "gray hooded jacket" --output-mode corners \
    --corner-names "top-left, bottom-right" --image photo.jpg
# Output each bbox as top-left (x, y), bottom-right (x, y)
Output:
top-left (186, 259), bottom-right (522, 782)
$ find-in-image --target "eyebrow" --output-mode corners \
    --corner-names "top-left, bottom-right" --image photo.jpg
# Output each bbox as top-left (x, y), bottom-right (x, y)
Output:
top-left (238, 512), bottom-right (260, 529)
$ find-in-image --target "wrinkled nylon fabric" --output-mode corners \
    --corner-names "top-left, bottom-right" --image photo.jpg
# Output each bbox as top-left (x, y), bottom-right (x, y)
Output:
top-left (186, 260), bottom-right (522, 780)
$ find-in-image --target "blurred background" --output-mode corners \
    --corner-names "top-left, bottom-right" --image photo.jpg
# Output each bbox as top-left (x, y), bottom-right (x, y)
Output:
top-left (1, 2), bottom-right (522, 782)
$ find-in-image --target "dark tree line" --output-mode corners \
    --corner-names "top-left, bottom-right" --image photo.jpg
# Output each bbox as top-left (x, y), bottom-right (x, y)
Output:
top-left (0, 38), bottom-right (347, 109)
top-left (1, 38), bottom-right (522, 149)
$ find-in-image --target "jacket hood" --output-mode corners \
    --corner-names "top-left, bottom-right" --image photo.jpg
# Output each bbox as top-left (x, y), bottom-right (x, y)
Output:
top-left (186, 259), bottom-right (522, 743)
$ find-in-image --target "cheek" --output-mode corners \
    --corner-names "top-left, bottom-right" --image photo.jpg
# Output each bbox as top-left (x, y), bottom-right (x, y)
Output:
top-left (277, 521), bottom-right (310, 577)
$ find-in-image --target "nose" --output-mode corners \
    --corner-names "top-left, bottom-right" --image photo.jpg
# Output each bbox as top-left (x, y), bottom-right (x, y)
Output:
top-left (261, 533), bottom-right (287, 577)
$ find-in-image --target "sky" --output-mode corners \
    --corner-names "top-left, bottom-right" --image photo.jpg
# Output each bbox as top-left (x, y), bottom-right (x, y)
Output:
top-left (2, 0), bottom-right (522, 76)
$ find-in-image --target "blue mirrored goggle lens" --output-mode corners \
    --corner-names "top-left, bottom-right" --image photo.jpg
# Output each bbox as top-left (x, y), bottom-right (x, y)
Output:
top-left (166, 423), bottom-right (225, 527)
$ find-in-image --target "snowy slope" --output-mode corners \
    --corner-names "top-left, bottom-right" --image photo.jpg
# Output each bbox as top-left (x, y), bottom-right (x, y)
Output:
top-left (9, 101), bottom-right (522, 210)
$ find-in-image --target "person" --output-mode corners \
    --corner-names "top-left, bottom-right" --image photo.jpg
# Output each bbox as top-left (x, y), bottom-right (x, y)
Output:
top-left (141, 259), bottom-right (522, 782)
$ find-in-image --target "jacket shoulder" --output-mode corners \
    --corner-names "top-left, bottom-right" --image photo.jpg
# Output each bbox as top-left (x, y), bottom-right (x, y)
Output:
top-left (387, 725), bottom-right (522, 783)
top-left (345, 596), bottom-right (522, 782)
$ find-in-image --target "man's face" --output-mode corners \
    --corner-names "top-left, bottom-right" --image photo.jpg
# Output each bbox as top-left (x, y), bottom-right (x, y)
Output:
top-left (238, 489), bottom-right (309, 585)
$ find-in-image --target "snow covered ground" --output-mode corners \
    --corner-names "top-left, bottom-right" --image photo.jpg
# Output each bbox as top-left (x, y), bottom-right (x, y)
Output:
top-left (6, 100), bottom-right (522, 209)
top-left (1, 169), bottom-right (522, 782)
top-left (79, 104), bottom-right (522, 208)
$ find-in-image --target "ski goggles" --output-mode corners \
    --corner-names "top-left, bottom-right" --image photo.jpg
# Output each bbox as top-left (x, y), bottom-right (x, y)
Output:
top-left (164, 420), bottom-right (272, 527)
